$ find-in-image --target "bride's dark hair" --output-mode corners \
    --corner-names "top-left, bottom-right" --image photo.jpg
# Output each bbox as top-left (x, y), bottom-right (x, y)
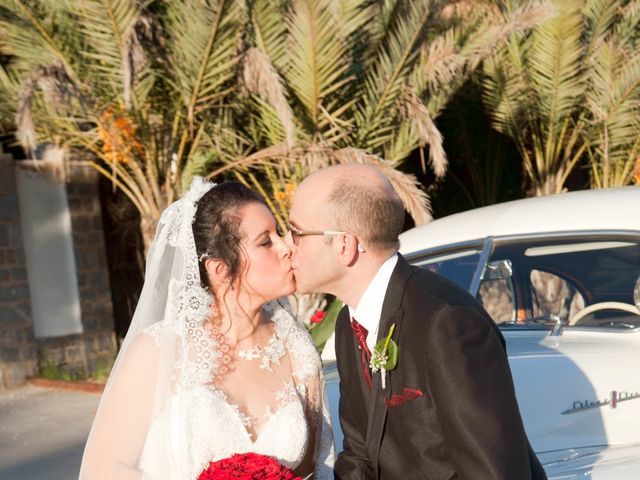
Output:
top-left (192, 182), bottom-right (266, 291)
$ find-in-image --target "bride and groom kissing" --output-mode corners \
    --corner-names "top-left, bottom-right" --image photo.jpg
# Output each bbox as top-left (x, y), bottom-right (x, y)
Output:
top-left (80, 164), bottom-right (546, 479)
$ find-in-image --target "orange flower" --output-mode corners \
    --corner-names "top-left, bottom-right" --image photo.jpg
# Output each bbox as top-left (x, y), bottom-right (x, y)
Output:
top-left (97, 106), bottom-right (144, 164)
top-left (274, 182), bottom-right (296, 211)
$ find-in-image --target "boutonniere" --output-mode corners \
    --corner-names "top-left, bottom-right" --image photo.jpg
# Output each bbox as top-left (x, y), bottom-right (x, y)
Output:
top-left (370, 324), bottom-right (398, 389)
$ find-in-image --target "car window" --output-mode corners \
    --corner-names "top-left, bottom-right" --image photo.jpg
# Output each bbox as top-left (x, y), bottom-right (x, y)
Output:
top-left (477, 278), bottom-right (515, 323)
top-left (485, 237), bottom-right (640, 329)
top-left (530, 269), bottom-right (585, 323)
top-left (414, 249), bottom-right (481, 291)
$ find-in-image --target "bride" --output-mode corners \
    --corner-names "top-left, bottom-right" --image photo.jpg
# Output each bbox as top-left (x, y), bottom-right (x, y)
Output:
top-left (79, 179), bottom-right (334, 479)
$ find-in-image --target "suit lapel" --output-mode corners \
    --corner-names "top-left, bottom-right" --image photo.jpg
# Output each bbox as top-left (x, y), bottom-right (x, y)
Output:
top-left (364, 256), bottom-right (413, 477)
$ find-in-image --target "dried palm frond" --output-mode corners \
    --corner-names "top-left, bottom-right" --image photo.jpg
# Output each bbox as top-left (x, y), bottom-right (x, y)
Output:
top-left (214, 141), bottom-right (431, 224)
top-left (439, 1), bottom-right (475, 21)
top-left (303, 147), bottom-right (432, 225)
top-left (122, 16), bottom-right (152, 109)
top-left (16, 77), bottom-right (37, 156)
top-left (242, 47), bottom-right (295, 148)
top-left (419, 32), bottom-right (462, 93)
top-left (18, 144), bottom-right (66, 182)
top-left (400, 87), bottom-right (447, 178)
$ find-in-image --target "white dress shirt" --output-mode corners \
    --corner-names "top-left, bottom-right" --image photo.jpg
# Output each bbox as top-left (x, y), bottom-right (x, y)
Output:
top-left (348, 254), bottom-right (398, 353)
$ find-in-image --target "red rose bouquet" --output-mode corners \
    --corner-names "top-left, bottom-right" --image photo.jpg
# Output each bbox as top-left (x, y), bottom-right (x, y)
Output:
top-left (197, 452), bottom-right (302, 480)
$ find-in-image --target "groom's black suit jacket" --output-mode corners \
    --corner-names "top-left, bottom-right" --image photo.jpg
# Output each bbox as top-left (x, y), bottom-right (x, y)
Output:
top-left (334, 255), bottom-right (547, 480)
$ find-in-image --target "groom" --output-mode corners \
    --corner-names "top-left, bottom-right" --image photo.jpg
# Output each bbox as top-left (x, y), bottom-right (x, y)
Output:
top-left (286, 164), bottom-right (546, 480)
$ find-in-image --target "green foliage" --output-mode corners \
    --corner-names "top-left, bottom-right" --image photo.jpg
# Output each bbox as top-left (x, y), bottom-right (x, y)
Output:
top-left (483, 0), bottom-right (640, 193)
top-left (0, 0), bottom-right (550, 240)
top-left (89, 358), bottom-right (114, 382)
top-left (39, 362), bottom-right (82, 381)
top-left (0, 0), bottom-right (247, 245)
top-left (310, 297), bottom-right (343, 352)
top-left (38, 357), bottom-right (113, 383)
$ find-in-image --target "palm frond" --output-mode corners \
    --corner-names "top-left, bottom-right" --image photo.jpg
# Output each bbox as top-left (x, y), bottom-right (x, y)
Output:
top-left (331, 147), bottom-right (432, 225)
top-left (166, 0), bottom-right (244, 129)
top-left (0, 0), bottom-right (79, 81)
top-left (615, 0), bottom-right (640, 43)
top-left (400, 87), bottom-right (446, 177)
top-left (285, 0), bottom-right (354, 132)
top-left (251, 0), bottom-right (288, 72)
top-left (482, 53), bottom-right (533, 152)
top-left (355, 1), bottom-right (431, 150)
top-left (74, 0), bottom-right (141, 100)
top-left (382, 121), bottom-right (418, 167)
top-left (586, 38), bottom-right (640, 185)
top-left (243, 47), bottom-right (296, 148)
top-left (248, 95), bottom-right (289, 147)
top-left (584, 0), bottom-right (623, 59)
top-left (529, 2), bottom-right (584, 129)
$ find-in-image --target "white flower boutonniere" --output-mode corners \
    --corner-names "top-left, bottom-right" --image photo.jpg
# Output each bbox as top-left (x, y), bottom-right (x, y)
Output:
top-left (370, 323), bottom-right (398, 389)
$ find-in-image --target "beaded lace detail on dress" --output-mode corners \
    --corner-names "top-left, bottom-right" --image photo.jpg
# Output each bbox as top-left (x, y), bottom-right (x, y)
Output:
top-left (140, 306), bottom-right (334, 480)
top-left (236, 332), bottom-right (286, 371)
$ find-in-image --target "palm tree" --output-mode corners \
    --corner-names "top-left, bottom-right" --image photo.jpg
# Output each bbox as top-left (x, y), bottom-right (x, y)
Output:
top-left (1, 0), bottom-right (246, 246)
top-left (584, 0), bottom-right (640, 188)
top-left (226, 0), bottom-right (551, 226)
top-left (482, 0), bottom-right (640, 195)
top-left (0, 0), bottom-right (549, 247)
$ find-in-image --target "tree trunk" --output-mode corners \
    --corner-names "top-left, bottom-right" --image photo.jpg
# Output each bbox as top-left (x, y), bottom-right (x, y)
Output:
top-left (140, 213), bottom-right (160, 253)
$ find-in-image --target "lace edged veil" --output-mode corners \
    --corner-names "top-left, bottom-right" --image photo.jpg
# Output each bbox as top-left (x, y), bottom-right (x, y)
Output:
top-left (79, 178), bottom-right (334, 479)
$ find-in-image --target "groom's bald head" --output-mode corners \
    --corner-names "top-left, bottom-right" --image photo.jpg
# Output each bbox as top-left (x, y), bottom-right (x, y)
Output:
top-left (298, 164), bottom-right (405, 253)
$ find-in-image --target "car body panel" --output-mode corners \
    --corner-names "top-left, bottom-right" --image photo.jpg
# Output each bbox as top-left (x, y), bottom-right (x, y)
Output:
top-left (399, 187), bottom-right (639, 256)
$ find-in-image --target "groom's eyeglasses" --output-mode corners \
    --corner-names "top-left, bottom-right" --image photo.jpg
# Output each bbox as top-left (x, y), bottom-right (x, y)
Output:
top-left (287, 225), bottom-right (346, 244)
top-left (287, 225), bottom-right (365, 252)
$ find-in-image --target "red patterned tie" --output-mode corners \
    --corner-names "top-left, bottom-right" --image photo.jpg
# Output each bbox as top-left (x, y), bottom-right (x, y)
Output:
top-left (351, 318), bottom-right (372, 390)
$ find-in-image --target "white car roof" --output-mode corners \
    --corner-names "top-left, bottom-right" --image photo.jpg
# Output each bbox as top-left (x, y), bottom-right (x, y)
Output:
top-left (399, 186), bottom-right (640, 254)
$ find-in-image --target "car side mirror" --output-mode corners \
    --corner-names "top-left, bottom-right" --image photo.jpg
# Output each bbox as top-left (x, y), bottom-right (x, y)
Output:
top-left (482, 259), bottom-right (513, 281)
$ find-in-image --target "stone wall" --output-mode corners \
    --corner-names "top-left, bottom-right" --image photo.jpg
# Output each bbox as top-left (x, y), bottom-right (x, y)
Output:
top-left (37, 164), bottom-right (117, 379)
top-left (0, 157), bottom-right (116, 389)
top-left (0, 155), bottom-right (38, 388)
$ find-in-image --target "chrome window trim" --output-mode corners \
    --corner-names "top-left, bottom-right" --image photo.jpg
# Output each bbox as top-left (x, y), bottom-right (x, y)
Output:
top-left (569, 325), bottom-right (640, 333)
top-left (469, 237), bottom-right (494, 297)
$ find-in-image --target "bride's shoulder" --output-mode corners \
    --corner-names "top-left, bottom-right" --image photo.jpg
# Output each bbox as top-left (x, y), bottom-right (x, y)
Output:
top-left (266, 301), bottom-right (322, 372)
top-left (267, 301), bottom-right (308, 338)
top-left (140, 319), bottom-right (178, 346)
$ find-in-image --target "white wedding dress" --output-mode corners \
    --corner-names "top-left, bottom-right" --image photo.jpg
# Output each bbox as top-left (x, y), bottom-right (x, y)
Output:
top-left (138, 306), bottom-right (334, 479)
top-left (79, 178), bottom-right (334, 480)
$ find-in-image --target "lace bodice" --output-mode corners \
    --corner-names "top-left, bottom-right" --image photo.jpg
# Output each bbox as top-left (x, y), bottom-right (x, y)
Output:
top-left (139, 383), bottom-right (309, 479)
top-left (139, 306), bottom-right (334, 479)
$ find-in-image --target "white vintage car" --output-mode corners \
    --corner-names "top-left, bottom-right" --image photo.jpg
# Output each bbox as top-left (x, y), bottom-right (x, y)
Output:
top-left (323, 186), bottom-right (640, 479)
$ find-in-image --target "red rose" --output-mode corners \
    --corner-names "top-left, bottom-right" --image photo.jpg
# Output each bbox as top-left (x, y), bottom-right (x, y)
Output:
top-left (198, 452), bottom-right (302, 480)
top-left (310, 310), bottom-right (327, 323)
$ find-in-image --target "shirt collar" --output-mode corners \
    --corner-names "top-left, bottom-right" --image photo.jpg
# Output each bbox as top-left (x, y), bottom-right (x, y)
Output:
top-left (348, 254), bottom-right (398, 352)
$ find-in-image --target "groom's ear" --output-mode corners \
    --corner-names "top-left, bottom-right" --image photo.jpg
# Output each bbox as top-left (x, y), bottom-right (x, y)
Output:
top-left (334, 233), bottom-right (360, 266)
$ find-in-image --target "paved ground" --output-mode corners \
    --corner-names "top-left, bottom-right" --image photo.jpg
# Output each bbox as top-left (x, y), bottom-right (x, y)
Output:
top-left (0, 384), bottom-right (100, 480)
